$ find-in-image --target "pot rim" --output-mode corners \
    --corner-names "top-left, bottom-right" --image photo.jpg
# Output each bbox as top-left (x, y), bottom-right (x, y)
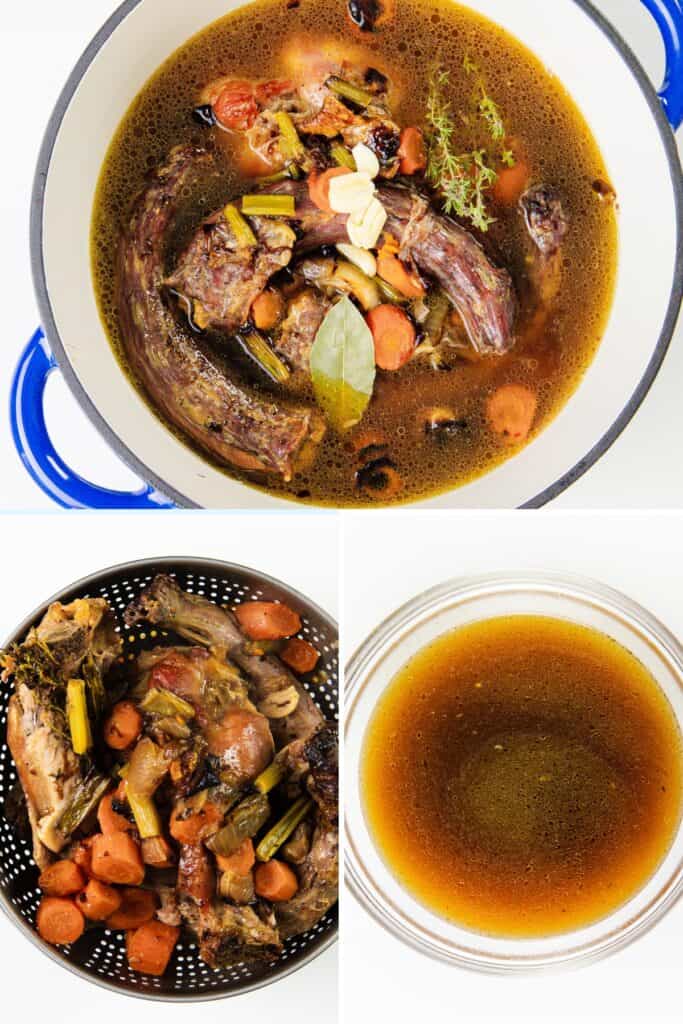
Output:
top-left (30, 0), bottom-right (683, 510)
top-left (0, 554), bottom-right (338, 1001)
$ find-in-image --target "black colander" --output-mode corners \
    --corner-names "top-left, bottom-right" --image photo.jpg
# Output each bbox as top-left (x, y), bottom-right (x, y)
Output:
top-left (0, 557), bottom-right (338, 1001)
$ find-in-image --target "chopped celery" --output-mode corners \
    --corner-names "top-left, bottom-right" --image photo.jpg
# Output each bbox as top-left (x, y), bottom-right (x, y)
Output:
top-left (126, 787), bottom-right (162, 839)
top-left (140, 687), bottom-right (195, 720)
top-left (273, 111), bottom-right (305, 162)
top-left (57, 773), bottom-right (110, 837)
top-left (224, 203), bottom-right (257, 247)
top-left (326, 76), bottom-right (373, 108)
top-left (330, 143), bottom-right (357, 170)
top-left (207, 793), bottom-right (270, 857)
top-left (238, 331), bottom-right (291, 383)
top-left (256, 797), bottom-right (314, 862)
top-left (241, 194), bottom-right (296, 217)
top-left (254, 761), bottom-right (284, 795)
top-left (66, 678), bottom-right (92, 755)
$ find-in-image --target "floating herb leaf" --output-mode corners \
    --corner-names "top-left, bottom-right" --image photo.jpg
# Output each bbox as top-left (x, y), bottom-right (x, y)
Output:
top-left (310, 296), bottom-right (376, 433)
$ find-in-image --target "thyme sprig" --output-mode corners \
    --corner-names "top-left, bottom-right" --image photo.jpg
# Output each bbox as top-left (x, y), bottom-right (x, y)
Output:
top-left (425, 68), bottom-right (498, 232)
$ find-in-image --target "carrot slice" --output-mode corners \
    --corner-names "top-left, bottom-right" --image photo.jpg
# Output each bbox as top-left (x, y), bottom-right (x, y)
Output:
top-left (398, 127), bottom-right (427, 175)
top-left (169, 800), bottom-right (223, 846)
top-left (493, 158), bottom-right (530, 206)
top-left (376, 252), bottom-right (425, 299)
top-left (91, 832), bottom-right (145, 886)
top-left (486, 384), bottom-right (538, 444)
top-left (98, 792), bottom-right (136, 835)
top-left (126, 920), bottom-right (180, 977)
top-left (36, 897), bottom-right (85, 945)
top-left (70, 838), bottom-right (95, 878)
top-left (106, 887), bottom-right (157, 929)
top-left (38, 860), bottom-right (85, 897)
top-left (308, 167), bottom-right (351, 212)
top-left (103, 701), bottom-right (143, 750)
top-left (234, 601), bottom-right (302, 640)
top-left (77, 879), bottom-right (123, 921)
top-left (251, 289), bottom-right (285, 330)
top-left (366, 304), bottom-right (416, 371)
top-left (254, 860), bottom-right (299, 901)
top-left (215, 839), bottom-right (256, 876)
top-left (280, 638), bottom-right (320, 674)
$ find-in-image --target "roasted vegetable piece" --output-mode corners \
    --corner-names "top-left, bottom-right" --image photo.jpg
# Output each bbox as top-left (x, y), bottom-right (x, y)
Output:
top-left (254, 860), bottom-right (299, 902)
top-left (251, 289), bottom-right (285, 331)
top-left (308, 168), bottom-right (352, 213)
top-left (126, 920), bottom-right (180, 976)
top-left (141, 836), bottom-right (176, 869)
top-left (127, 738), bottom-right (168, 797)
top-left (104, 701), bottom-right (142, 750)
top-left (91, 831), bottom-right (145, 885)
top-left (169, 796), bottom-right (224, 845)
top-left (280, 638), bottom-right (320, 674)
top-left (254, 761), bottom-right (285, 795)
top-left (38, 860), bottom-right (86, 897)
top-left (106, 887), bottom-right (157, 929)
top-left (126, 790), bottom-right (163, 840)
top-left (207, 794), bottom-right (270, 858)
top-left (77, 879), bottom-right (122, 921)
top-left (366, 304), bottom-right (416, 370)
top-left (398, 126), bottom-right (427, 175)
top-left (256, 797), bottom-right (314, 862)
top-left (140, 687), bottom-right (195, 719)
top-left (233, 601), bottom-right (302, 640)
top-left (66, 679), bottom-right (93, 755)
top-left (58, 773), bottom-right (111, 838)
top-left (98, 791), bottom-right (136, 835)
top-left (215, 838), bottom-right (256, 875)
top-left (376, 252), bottom-right (425, 299)
top-left (36, 896), bottom-right (85, 945)
top-left (486, 384), bottom-right (537, 444)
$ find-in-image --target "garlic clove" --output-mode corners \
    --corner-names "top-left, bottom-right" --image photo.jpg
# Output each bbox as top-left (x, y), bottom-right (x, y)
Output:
top-left (346, 196), bottom-right (388, 250)
top-left (336, 243), bottom-right (378, 278)
top-left (351, 142), bottom-right (380, 179)
top-left (328, 171), bottom-right (376, 214)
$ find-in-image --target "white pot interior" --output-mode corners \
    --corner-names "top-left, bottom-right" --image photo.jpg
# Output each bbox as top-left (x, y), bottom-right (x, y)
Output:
top-left (39, 0), bottom-right (680, 508)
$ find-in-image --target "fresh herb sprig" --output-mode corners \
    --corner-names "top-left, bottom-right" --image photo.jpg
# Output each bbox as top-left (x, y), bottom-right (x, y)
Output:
top-left (425, 68), bottom-right (498, 232)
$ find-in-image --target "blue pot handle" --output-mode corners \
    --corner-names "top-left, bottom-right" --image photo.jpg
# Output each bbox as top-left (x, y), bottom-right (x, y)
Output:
top-left (641, 0), bottom-right (683, 130)
top-left (10, 329), bottom-right (174, 509)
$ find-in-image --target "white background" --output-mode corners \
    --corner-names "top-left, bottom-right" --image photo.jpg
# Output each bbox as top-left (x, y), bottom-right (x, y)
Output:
top-left (0, 512), bottom-right (339, 1021)
top-left (0, 0), bottom-right (681, 509)
top-left (342, 510), bottom-right (683, 1023)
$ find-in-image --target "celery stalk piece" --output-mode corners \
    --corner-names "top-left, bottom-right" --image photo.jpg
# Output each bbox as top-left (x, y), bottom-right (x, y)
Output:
top-left (140, 687), bottom-right (195, 719)
top-left (254, 761), bottom-right (284, 795)
top-left (241, 194), bottom-right (296, 217)
top-left (66, 678), bottom-right (93, 755)
top-left (238, 331), bottom-right (291, 384)
top-left (206, 794), bottom-right (270, 857)
top-left (127, 788), bottom-right (162, 839)
top-left (273, 111), bottom-right (305, 163)
top-left (224, 203), bottom-right (258, 247)
top-left (330, 143), bottom-right (357, 170)
top-left (256, 796), bottom-right (314, 861)
top-left (326, 76), bottom-right (373, 108)
top-left (57, 773), bottom-right (110, 837)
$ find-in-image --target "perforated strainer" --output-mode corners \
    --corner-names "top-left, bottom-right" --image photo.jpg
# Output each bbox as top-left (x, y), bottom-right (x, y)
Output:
top-left (0, 557), bottom-right (338, 1001)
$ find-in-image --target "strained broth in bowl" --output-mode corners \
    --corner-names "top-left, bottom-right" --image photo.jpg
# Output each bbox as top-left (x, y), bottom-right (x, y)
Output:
top-left (361, 616), bottom-right (682, 937)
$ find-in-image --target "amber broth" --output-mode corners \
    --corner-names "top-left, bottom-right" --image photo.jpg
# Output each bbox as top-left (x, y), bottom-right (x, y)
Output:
top-left (361, 616), bottom-right (682, 937)
top-left (92, 0), bottom-right (617, 506)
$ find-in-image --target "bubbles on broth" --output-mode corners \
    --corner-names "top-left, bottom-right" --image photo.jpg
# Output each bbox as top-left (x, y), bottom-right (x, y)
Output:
top-left (91, 0), bottom-right (617, 507)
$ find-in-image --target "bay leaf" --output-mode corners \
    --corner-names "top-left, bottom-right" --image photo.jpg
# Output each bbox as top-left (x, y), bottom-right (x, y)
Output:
top-left (309, 296), bottom-right (376, 433)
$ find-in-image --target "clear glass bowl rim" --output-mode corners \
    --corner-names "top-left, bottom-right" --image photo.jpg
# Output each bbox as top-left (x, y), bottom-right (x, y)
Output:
top-left (344, 570), bottom-right (683, 974)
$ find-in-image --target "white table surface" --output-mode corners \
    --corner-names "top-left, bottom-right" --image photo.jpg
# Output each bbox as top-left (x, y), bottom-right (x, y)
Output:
top-left (0, 0), bottom-right (681, 509)
top-left (0, 512), bottom-right (339, 1020)
top-left (342, 509), bottom-right (683, 1023)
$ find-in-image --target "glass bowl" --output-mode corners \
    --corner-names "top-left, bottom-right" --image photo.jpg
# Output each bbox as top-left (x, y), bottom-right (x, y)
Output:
top-left (344, 571), bottom-right (683, 972)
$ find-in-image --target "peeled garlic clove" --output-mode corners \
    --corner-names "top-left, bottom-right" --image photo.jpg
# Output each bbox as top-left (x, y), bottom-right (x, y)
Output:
top-left (336, 243), bottom-right (378, 278)
top-left (346, 196), bottom-right (388, 250)
top-left (352, 142), bottom-right (380, 179)
top-left (258, 685), bottom-right (300, 719)
top-left (328, 171), bottom-right (376, 214)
